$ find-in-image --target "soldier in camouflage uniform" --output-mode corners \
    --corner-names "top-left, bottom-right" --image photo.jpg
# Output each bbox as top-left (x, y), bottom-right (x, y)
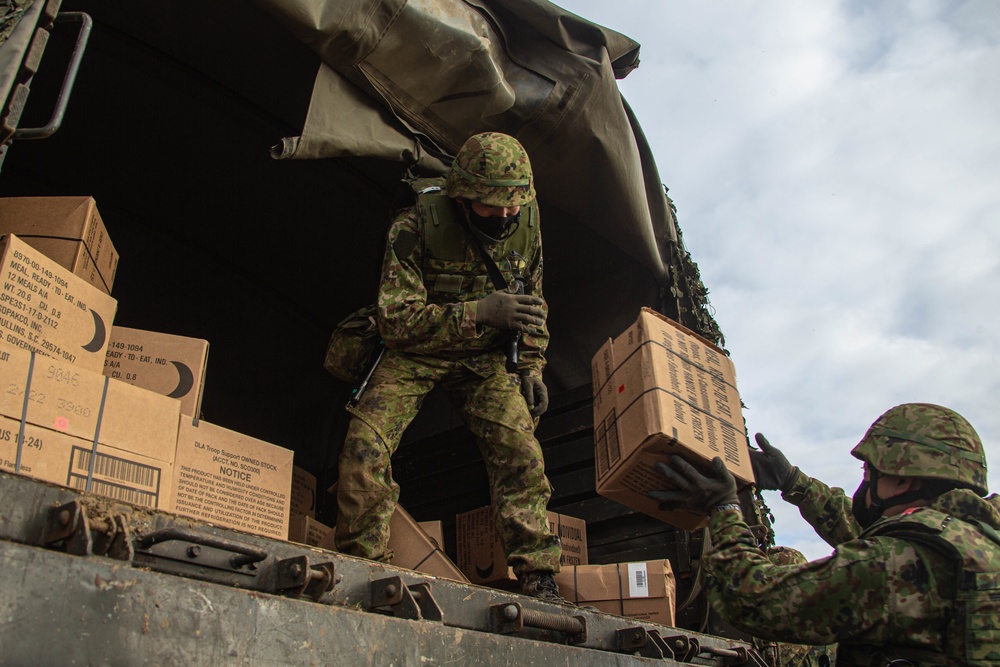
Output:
top-left (334, 132), bottom-right (566, 602)
top-left (650, 403), bottom-right (1000, 666)
top-left (764, 546), bottom-right (837, 667)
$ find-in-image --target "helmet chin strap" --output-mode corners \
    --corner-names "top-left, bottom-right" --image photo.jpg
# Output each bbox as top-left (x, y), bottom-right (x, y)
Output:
top-left (868, 468), bottom-right (933, 515)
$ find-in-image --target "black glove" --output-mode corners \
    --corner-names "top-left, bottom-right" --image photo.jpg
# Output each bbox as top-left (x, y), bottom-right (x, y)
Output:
top-left (648, 455), bottom-right (738, 514)
top-left (749, 433), bottom-right (798, 492)
top-left (476, 290), bottom-right (545, 334)
top-left (520, 375), bottom-right (549, 418)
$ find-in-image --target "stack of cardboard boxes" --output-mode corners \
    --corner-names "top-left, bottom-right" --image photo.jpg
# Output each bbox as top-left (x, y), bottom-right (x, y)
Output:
top-left (0, 197), bottom-right (294, 541)
top-left (591, 307), bottom-right (754, 530)
top-left (454, 505), bottom-right (676, 626)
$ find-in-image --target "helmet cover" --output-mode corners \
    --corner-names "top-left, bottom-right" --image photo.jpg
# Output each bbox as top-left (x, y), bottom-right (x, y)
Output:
top-left (851, 403), bottom-right (988, 495)
top-left (445, 132), bottom-right (535, 207)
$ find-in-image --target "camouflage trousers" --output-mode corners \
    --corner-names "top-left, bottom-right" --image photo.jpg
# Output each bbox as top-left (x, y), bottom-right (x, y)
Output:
top-left (334, 349), bottom-right (562, 576)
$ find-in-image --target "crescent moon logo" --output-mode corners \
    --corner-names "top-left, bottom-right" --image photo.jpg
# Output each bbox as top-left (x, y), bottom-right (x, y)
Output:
top-left (81, 310), bottom-right (107, 353)
top-left (475, 561), bottom-right (495, 579)
top-left (167, 360), bottom-right (194, 398)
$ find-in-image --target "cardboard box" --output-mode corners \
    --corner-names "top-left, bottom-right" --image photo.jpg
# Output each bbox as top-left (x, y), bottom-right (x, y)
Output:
top-left (456, 506), bottom-right (588, 586)
top-left (104, 326), bottom-right (209, 417)
top-left (1, 234), bottom-right (118, 373)
top-left (0, 196), bottom-right (118, 294)
top-left (318, 506), bottom-right (469, 583)
top-left (0, 415), bottom-right (174, 510)
top-left (288, 515), bottom-right (332, 546)
top-left (389, 506), bottom-right (469, 583)
top-left (419, 520), bottom-right (444, 551)
top-left (554, 560), bottom-right (676, 626)
top-left (290, 465), bottom-right (317, 518)
top-left (173, 417), bottom-right (294, 540)
top-left (0, 339), bottom-right (181, 510)
top-left (592, 308), bottom-right (753, 530)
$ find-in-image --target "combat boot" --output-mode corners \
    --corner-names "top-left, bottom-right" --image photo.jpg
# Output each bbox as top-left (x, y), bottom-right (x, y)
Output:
top-left (519, 570), bottom-right (573, 605)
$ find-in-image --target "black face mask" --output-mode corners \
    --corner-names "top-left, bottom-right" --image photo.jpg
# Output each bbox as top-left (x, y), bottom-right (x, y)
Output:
top-left (851, 479), bottom-right (883, 529)
top-left (467, 207), bottom-right (519, 242)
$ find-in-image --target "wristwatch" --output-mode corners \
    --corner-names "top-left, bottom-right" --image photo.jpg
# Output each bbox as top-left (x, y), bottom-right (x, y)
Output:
top-left (712, 503), bottom-right (741, 515)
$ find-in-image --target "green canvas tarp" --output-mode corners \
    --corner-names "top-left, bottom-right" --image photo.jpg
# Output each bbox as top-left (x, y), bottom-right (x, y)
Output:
top-left (255, 0), bottom-right (677, 282)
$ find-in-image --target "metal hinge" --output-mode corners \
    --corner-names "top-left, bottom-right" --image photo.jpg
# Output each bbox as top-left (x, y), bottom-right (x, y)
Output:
top-left (370, 575), bottom-right (443, 622)
top-left (41, 500), bottom-right (338, 601)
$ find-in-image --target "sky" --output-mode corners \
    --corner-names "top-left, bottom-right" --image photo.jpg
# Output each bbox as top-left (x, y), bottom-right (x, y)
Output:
top-left (556, 0), bottom-right (1000, 560)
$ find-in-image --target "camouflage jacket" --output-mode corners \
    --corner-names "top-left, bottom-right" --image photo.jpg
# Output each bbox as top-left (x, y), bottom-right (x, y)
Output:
top-left (704, 469), bottom-right (1000, 666)
top-left (376, 178), bottom-right (547, 378)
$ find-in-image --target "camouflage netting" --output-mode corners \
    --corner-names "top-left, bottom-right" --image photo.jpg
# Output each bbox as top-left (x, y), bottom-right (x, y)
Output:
top-left (662, 187), bottom-right (726, 349)
top-left (664, 188), bottom-right (777, 551)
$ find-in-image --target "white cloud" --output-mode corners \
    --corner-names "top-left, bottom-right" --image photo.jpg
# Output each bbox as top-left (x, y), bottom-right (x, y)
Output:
top-left (557, 0), bottom-right (1000, 557)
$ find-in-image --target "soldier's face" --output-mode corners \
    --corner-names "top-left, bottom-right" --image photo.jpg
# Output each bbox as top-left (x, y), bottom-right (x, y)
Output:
top-left (470, 201), bottom-right (521, 218)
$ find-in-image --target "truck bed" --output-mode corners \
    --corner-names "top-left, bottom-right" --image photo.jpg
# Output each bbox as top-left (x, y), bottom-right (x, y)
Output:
top-left (0, 471), bottom-right (764, 666)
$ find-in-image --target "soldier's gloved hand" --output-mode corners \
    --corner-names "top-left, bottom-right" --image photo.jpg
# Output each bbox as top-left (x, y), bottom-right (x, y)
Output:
top-left (520, 374), bottom-right (549, 418)
top-left (750, 433), bottom-right (798, 492)
top-left (476, 290), bottom-right (545, 333)
top-left (647, 456), bottom-right (738, 514)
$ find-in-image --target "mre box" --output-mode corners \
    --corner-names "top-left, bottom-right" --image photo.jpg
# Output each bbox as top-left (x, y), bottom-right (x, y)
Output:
top-left (0, 415), bottom-right (175, 511)
top-left (0, 196), bottom-right (118, 294)
top-left (1, 234), bottom-right (118, 374)
top-left (554, 560), bottom-right (676, 626)
top-left (288, 515), bottom-right (332, 547)
top-left (105, 326), bottom-right (209, 417)
top-left (172, 418), bottom-right (294, 541)
top-left (0, 339), bottom-right (181, 510)
top-left (419, 520), bottom-right (444, 551)
top-left (388, 506), bottom-right (469, 583)
top-left (289, 465), bottom-right (317, 518)
top-left (592, 308), bottom-right (753, 531)
top-left (456, 505), bottom-right (587, 586)
top-left (318, 505), bottom-right (469, 583)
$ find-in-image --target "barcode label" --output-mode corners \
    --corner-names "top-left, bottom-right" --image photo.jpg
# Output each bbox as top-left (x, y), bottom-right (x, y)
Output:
top-left (67, 446), bottom-right (162, 508)
top-left (628, 562), bottom-right (649, 598)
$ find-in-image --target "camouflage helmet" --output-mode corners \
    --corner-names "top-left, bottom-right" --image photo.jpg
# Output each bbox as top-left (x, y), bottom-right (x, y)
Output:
top-left (851, 403), bottom-right (988, 495)
top-left (445, 132), bottom-right (535, 207)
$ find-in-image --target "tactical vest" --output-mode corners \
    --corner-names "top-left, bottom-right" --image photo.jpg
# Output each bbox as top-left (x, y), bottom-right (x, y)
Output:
top-left (840, 507), bottom-right (1000, 666)
top-left (409, 177), bottom-right (538, 305)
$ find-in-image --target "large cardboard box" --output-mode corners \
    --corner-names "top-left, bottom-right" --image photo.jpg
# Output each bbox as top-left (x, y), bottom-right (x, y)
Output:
top-left (419, 520), bottom-right (444, 551)
top-left (389, 506), bottom-right (469, 583)
top-left (456, 506), bottom-right (588, 586)
top-left (1, 234), bottom-right (118, 373)
top-left (0, 197), bottom-right (119, 294)
top-left (288, 515), bottom-right (332, 546)
top-left (104, 326), bottom-right (209, 418)
top-left (290, 465), bottom-right (317, 518)
top-left (0, 415), bottom-right (175, 510)
top-left (318, 506), bottom-right (469, 583)
top-left (554, 560), bottom-right (676, 626)
top-left (0, 340), bottom-right (181, 510)
top-left (592, 308), bottom-right (753, 530)
top-left (173, 418), bottom-right (294, 540)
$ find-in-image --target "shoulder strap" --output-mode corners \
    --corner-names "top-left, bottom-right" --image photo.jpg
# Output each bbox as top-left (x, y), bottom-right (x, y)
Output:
top-left (457, 212), bottom-right (508, 292)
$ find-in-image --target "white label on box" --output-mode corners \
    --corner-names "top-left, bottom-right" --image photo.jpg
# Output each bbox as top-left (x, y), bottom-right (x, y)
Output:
top-left (628, 563), bottom-right (650, 598)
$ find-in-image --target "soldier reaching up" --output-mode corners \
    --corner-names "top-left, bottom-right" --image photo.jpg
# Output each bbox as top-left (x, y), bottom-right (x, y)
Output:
top-left (651, 402), bottom-right (1000, 666)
